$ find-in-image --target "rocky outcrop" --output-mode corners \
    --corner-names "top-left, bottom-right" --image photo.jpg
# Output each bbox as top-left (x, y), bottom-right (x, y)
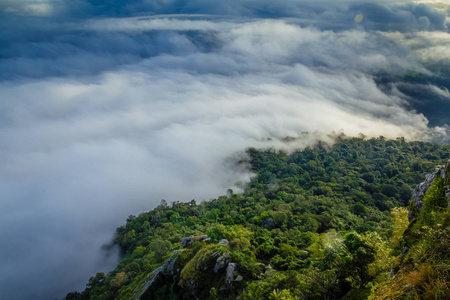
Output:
top-left (181, 235), bottom-right (210, 248)
top-left (214, 252), bottom-right (230, 273)
top-left (133, 235), bottom-right (245, 300)
top-left (409, 159), bottom-right (450, 220)
top-left (410, 173), bottom-right (436, 212)
top-left (445, 159), bottom-right (450, 200)
top-left (137, 249), bottom-right (184, 299)
top-left (219, 239), bottom-right (229, 246)
top-left (226, 263), bottom-right (237, 283)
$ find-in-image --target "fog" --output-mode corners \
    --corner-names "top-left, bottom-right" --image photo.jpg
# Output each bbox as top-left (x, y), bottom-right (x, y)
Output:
top-left (0, 1), bottom-right (449, 299)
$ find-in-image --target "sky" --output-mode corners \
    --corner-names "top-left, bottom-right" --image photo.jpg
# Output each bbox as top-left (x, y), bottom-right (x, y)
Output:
top-left (0, 0), bottom-right (449, 299)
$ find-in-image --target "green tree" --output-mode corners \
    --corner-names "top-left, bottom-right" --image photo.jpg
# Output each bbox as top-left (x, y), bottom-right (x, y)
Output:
top-left (340, 232), bottom-right (377, 288)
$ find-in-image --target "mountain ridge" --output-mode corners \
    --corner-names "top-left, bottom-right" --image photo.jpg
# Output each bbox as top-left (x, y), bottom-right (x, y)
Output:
top-left (64, 137), bottom-right (450, 300)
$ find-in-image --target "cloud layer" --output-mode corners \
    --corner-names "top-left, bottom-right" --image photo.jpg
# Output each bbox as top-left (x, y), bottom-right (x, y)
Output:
top-left (0, 1), bottom-right (449, 299)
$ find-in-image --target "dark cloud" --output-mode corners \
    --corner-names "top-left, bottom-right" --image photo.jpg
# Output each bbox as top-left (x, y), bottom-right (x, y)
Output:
top-left (394, 81), bottom-right (450, 127)
top-left (349, 2), bottom-right (447, 31)
top-left (0, 1), bottom-right (449, 300)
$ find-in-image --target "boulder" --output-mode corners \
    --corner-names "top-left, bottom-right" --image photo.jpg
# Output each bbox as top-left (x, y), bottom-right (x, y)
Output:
top-left (226, 263), bottom-right (237, 283)
top-left (214, 256), bottom-right (227, 273)
top-left (181, 235), bottom-right (209, 248)
top-left (219, 239), bottom-right (229, 246)
top-left (137, 249), bottom-right (184, 299)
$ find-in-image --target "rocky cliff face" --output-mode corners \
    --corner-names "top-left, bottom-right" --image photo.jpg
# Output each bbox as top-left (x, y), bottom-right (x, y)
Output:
top-left (372, 158), bottom-right (450, 299)
top-left (409, 159), bottom-right (450, 220)
top-left (135, 249), bottom-right (183, 299)
top-left (133, 237), bottom-right (243, 300)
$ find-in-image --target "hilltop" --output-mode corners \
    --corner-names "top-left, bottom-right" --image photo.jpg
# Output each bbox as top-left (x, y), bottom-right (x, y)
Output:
top-left (65, 137), bottom-right (450, 300)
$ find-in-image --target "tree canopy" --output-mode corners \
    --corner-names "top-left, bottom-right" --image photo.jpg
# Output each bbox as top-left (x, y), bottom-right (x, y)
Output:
top-left (65, 136), bottom-right (450, 300)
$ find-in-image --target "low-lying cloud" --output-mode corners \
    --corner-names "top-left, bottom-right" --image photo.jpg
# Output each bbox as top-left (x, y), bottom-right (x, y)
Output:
top-left (0, 1), bottom-right (449, 299)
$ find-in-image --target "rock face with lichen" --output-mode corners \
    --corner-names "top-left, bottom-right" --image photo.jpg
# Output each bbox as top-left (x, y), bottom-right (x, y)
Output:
top-left (372, 158), bottom-right (450, 300)
top-left (136, 237), bottom-right (243, 300)
top-left (409, 159), bottom-right (450, 220)
top-left (178, 245), bottom-right (240, 298)
top-left (136, 250), bottom-right (184, 300)
top-left (181, 235), bottom-right (210, 248)
top-left (445, 160), bottom-right (450, 200)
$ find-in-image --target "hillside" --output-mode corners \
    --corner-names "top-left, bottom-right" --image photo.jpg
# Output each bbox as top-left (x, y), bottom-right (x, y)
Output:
top-left (370, 159), bottom-right (450, 299)
top-left (64, 137), bottom-right (450, 300)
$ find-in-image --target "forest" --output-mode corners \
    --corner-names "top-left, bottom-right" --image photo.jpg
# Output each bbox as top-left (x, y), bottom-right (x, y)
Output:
top-left (65, 136), bottom-right (450, 300)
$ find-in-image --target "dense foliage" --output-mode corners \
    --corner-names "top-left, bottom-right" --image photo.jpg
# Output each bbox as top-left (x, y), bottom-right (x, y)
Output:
top-left (65, 136), bottom-right (450, 300)
top-left (371, 160), bottom-right (450, 299)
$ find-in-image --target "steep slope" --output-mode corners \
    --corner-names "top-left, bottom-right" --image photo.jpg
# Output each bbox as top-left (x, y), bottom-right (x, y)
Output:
top-left (370, 159), bottom-right (450, 299)
top-left (64, 137), bottom-right (450, 300)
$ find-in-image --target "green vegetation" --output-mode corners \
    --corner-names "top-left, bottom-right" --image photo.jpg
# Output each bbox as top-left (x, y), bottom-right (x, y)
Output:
top-left (371, 166), bottom-right (450, 300)
top-left (65, 136), bottom-right (450, 300)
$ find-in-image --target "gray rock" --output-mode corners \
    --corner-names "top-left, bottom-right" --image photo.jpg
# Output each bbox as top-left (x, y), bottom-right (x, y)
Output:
top-left (409, 172), bottom-right (437, 220)
top-left (219, 239), bottom-right (229, 246)
top-left (181, 237), bottom-right (190, 248)
top-left (226, 263), bottom-right (237, 283)
top-left (214, 256), bottom-right (227, 273)
top-left (211, 250), bottom-right (222, 258)
top-left (264, 264), bottom-right (276, 277)
top-left (299, 250), bottom-right (309, 257)
top-left (214, 252), bottom-right (230, 273)
top-left (409, 160), bottom-right (450, 221)
top-left (160, 249), bottom-right (183, 275)
top-left (261, 218), bottom-right (275, 228)
top-left (181, 235), bottom-right (209, 248)
top-left (137, 250), bottom-right (184, 299)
